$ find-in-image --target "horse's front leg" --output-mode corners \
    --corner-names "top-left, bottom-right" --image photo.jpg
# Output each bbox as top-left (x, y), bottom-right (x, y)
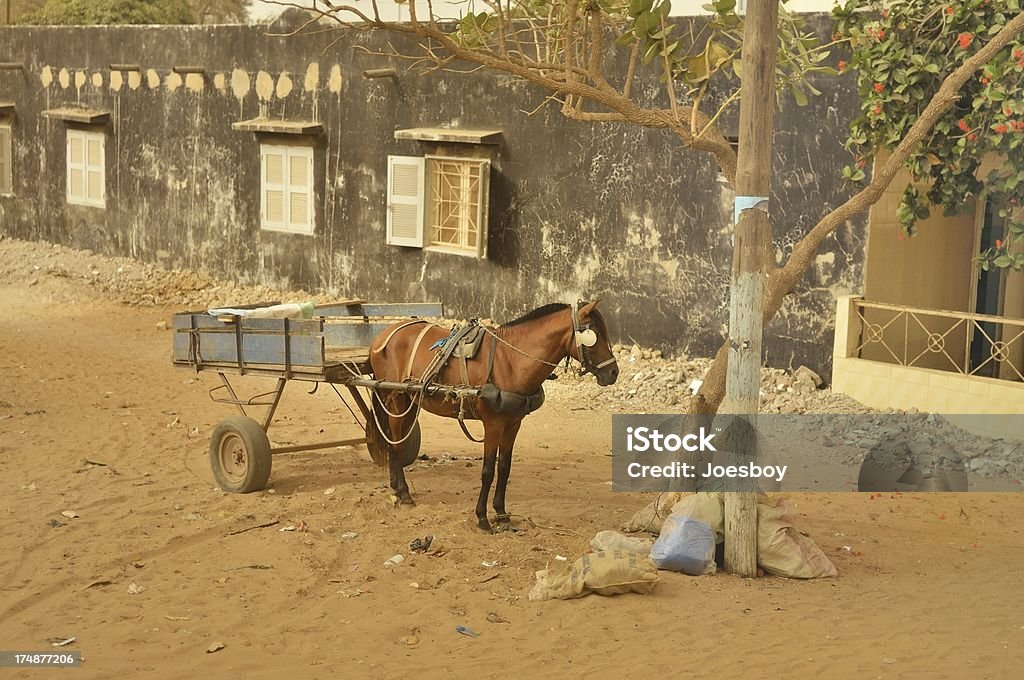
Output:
top-left (492, 419), bottom-right (522, 532)
top-left (475, 424), bottom-right (503, 532)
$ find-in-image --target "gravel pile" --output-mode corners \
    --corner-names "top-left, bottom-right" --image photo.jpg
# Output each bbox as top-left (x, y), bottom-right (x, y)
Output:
top-left (545, 343), bottom-right (875, 415)
top-left (0, 236), bottom-right (333, 309)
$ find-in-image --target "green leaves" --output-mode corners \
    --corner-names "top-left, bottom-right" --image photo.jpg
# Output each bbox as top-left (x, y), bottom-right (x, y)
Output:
top-left (455, 11), bottom-right (500, 48)
top-left (842, 164), bottom-right (866, 182)
top-left (628, 0), bottom-right (654, 18)
top-left (838, 0), bottom-right (1024, 266)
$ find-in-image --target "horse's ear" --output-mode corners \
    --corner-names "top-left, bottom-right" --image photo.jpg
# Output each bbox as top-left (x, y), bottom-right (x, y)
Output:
top-left (577, 298), bottom-right (602, 321)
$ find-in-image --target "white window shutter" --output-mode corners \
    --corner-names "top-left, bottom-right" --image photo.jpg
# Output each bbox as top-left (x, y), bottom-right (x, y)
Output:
top-left (287, 147), bottom-right (313, 234)
top-left (261, 145), bottom-right (286, 229)
top-left (67, 131), bottom-right (83, 202)
top-left (86, 135), bottom-right (104, 204)
top-left (475, 159), bottom-right (490, 259)
top-left (387, 155), bottom-right (425, 247)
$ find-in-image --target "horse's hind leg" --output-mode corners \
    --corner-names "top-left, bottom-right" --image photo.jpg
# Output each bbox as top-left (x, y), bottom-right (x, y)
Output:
top-left (474, 424), bottom-right (502, 532)
top-left (380, 394), bottom-right (415, 506)
top-left (492, 419), bottom-right (522, 532)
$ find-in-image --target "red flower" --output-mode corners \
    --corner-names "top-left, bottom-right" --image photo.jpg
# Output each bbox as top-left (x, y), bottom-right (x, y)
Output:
top-left (873, 104), bottom-right (883, 115)
top-left (959, 32), bottom-right (974, 50)
top-left (996, 239), bottom-right (1003, 248)
top-left (838, 59), bottom-right (847, 72)
top-left (877, 29), bottom-right (886, 41)
top-left (1005, 107), bottom-right (1013, 116)
top-left (958, 119), bottom-right (970, 132)
top-left (968, 132), bottom-right (977, 142)
top-left (874, 82), bottom-right (884, 93)
top-left (882, 8), bottom-right (890, 18)
top-left (1014, 50), bottom-right (1024, 60)
top-left (1013, 121), bottom-right (1024, 132)
top-left (995, 123), bottom-right (1008, 134)
top-left (945, 6), bottom-right (954, 14)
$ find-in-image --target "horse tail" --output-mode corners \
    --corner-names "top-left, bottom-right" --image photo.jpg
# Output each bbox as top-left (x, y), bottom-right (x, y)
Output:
top-left (368, 390), bottom-right (394, 465)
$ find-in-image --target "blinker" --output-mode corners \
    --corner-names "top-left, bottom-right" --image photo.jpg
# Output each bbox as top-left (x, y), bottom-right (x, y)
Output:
top-left (576, 328), bottom-right (598, 347)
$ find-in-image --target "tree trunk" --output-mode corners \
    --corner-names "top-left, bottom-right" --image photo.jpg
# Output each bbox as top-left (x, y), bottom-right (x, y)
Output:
top-left (721, 0), bottom-right (779, 577)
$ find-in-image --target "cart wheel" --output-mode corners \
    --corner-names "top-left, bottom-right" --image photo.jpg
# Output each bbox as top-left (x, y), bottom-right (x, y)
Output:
top-left (209, 416), bottom-right (272, 493)
top-left (365, 418), bottom-right (421, 469)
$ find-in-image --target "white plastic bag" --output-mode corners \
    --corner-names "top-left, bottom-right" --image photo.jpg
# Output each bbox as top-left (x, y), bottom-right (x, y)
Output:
top-left (649, 515), bottom-right (716, 575)
top-left (670, 493), bottom-right (725, 544)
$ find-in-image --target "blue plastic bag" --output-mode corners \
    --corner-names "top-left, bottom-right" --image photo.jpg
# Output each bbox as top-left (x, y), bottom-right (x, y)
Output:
top-left (649, 514), bottom-right (716, 575)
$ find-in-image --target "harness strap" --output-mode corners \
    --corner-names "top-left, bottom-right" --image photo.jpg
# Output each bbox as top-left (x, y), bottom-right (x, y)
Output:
top-left (372, 319), bottom-right (429, 355)
top-left (486, 333), bottom-right (499, 379)
top-left (405, 324), bottom-right (435, 380)
top-left (457, 410), bottom-right (486, 443)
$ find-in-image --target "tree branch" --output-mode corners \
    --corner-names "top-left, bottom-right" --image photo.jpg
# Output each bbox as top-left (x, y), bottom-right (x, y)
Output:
top-left (690, 9), bottom-right (1024, 415)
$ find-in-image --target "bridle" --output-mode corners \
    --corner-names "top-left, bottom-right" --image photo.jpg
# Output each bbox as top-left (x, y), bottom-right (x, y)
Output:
top-left (569, 300), bottom-right (616, 377)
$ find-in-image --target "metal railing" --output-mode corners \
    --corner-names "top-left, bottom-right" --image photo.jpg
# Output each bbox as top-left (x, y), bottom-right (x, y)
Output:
top-left (853, 299), bottom-right (1024, 382)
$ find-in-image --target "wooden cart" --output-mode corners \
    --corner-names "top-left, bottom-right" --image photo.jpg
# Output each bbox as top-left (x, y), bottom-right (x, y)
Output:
top-left (172, 300), bottom-right (476, 493)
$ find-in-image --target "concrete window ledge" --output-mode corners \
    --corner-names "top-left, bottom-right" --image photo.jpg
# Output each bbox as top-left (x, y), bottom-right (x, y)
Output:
top-left (232, 118), bottom-right (324, 135)
top-left (394, 128), bottom-right (503, 145)
top-left (0, 102), bottom-right (14, 116)
top-left (42, 107), bottom-right (111, 124)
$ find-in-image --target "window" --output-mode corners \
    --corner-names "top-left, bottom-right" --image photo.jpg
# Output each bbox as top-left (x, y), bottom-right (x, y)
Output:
top-left (387, 155), bottom-right (490, 258)
top-left (66, 129), bottom-right (105, 208)
top-left (0, 123), bottom-right (11, 196)
top-left (260, 144), bottom-right (314, 235)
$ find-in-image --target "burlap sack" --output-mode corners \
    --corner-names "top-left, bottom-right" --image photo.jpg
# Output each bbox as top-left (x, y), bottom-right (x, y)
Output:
top-left (622, 492), bottom-right (687, 535)
top-left (529, 550), bottom-right (660, 601)
top-left (590, 530), bottom-right (655, 555)
top-left (756, 497), bottom-right (838, 579)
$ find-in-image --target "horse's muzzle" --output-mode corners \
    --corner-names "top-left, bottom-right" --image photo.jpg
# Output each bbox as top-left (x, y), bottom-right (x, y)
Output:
top-left (595, 364), bottom-right (619, 386)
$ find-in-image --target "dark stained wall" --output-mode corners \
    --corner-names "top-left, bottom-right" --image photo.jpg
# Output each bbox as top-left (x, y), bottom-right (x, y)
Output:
top-left (0, 14), bottom-right (867, 377)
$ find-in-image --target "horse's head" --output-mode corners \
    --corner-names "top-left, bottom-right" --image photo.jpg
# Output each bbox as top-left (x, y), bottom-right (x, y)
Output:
top-left (572, 299), bottom-right (619, 386)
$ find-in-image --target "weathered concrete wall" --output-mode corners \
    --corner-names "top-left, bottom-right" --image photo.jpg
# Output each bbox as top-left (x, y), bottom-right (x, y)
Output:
top-left (0, 14), bottom-right (866, 377)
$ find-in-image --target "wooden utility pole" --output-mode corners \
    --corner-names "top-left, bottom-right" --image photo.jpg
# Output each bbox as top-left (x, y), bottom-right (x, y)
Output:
top-left (723, 0), bottom-right (779, 577)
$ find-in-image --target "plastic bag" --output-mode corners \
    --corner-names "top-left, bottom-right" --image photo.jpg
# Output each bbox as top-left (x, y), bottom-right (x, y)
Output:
top-left (649, 515), bottom-right (716, 575)
top-left (670, 493), bottom-right (725, 544)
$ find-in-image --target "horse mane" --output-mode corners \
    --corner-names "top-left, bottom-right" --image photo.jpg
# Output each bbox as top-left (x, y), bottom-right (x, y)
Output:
top-left (499, 303), bottom-right (570, 328)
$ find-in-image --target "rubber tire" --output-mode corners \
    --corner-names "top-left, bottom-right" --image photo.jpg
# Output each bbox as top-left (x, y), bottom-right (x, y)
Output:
top-left (209, 416), bottom-right (273, 493)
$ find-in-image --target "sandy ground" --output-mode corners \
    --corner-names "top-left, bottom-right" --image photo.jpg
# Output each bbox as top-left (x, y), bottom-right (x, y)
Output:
top-left (1, 250), bottom-right (1024, 679)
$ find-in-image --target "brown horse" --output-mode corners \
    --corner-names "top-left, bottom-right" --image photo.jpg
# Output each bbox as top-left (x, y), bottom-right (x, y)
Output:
top-left (368, 300), bottom-right (619, 531)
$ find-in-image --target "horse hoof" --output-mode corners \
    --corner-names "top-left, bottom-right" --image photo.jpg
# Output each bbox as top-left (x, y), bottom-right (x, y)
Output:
top-left (477, 517), bottom-right (492, 532)
top-left (492, 514), bottom-right (511, 533)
